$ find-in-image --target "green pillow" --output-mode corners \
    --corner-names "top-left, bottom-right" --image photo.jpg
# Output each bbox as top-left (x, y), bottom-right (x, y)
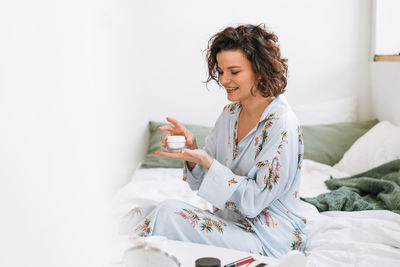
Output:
top-left (302, 119), bottom-right (379, 166)
top-left (141, 121), bottom-right (212, 168)
top-left (142, 119), bottom-right (379, 168)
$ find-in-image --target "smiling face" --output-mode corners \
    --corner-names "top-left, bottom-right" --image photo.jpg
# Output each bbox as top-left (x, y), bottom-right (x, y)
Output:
top-left (216, 49), bottom-right (260, 103)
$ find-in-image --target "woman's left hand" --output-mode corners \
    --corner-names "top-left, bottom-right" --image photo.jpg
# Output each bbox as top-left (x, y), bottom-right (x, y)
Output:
top-left (154, 148), bottom-right (213, 169)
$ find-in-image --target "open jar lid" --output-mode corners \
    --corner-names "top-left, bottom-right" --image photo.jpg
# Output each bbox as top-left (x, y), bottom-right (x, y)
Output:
top-left (195, 257), bottom-right (221, 267)
top-left (167, 136), bottom-right (186, 142)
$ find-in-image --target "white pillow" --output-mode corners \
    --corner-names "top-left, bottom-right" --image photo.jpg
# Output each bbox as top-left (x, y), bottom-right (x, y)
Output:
top-left (333, 121), bottom-right (400, 175)
top-left (292, 96), bottom-right (358, 125)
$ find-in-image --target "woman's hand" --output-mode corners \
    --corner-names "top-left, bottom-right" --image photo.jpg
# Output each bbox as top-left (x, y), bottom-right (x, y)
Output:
top-left (156, 117), bottom-right (212, 169)
top-left (158, 117), bottom-right (198, 150)
top-left (154, 148), bottom-right (213, 169)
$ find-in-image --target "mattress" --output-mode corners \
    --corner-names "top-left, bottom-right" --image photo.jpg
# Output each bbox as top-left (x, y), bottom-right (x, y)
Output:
top-left (111, 159), bottom-right (400, 267)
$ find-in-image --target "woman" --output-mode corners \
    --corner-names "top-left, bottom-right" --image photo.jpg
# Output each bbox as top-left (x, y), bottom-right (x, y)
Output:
top-left (125, 24), bottom-right (306, 258)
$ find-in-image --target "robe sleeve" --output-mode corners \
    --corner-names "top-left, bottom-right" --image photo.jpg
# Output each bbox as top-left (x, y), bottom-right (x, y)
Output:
top-left (197, 113), bottom-right (301, 218)
top-left (183, 114), bottom-right (220, 190)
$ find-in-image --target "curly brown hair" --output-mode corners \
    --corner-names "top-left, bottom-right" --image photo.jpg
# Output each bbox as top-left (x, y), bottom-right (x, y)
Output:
top-left (206, 24), bottom-right (288, 97)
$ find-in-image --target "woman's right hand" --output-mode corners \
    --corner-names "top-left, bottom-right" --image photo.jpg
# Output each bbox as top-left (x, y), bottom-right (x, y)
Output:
top-left (158, 117), bottom-right (198, 150)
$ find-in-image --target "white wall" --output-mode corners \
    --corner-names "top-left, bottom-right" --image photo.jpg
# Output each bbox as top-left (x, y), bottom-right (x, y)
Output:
top-left (375, 0), bottom-right (400, 54)
top-left (369, 0), bottom-right (400, 126)
top-left (114, 0), bottom-right (372, 190)
top-left (0, 1), bottom-right (111, 266)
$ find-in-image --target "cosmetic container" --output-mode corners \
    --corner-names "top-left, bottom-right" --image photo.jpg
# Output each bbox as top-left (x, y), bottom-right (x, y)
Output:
top-left (195, 257), bottom-right (221, 267)
top-left (167, 135), bottom-right (186, 152)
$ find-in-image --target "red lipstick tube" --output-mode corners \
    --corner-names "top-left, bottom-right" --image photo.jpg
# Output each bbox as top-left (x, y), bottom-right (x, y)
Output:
top-left (224, 256), bottom-right (254, 267)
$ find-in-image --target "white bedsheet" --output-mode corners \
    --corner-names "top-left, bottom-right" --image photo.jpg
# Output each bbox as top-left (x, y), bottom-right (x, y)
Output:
top-left (111, 160), bottom-right (400, 267)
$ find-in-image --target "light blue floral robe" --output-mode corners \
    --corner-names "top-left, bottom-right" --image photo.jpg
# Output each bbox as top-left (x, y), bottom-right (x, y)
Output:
top-left (123, 95), bottom-right (306, 258)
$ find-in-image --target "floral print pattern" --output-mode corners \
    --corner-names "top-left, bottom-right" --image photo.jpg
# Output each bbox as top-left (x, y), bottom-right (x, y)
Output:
top-left (297, 126), bottom-right (304, 170)
top-left (228, 178), bottom-right (238, 186)
top-left (246, 208), bottom-right (278, 227)
top-left (255, 113), bottom-right (276, 159)
top-left (228, 102), bottom-right (242, 114)
top-left (237, 219), bottom-right (255, 233)
top-left (260, 131), bottom-right (288, 191)
top-left (136, 218), bottom-right (153, 237)
top-left (233, 119), bottom-right (239, 159)
top-left (260, 209), bottom-right (278, 227)
top-left (254, 136), bottom-right (259, 147)
top-left (278, 131), bottom-right (288, 152)
top-left (175, 208), bottom-right (227, 234)
top-left (298, 154), bottom-right (303, 170)
top-left (297, 126), bottom-right (303, 144)
top-left (263, 156), bottom-right (281, 191)
top-left (256, 159), bottom-right (270, 168)
top-left (225, 201), bottom-right (245, 216)
top-left (290, 229), bottom-right (303, 251)
top-left (175, 208), bottom-right (202, 227)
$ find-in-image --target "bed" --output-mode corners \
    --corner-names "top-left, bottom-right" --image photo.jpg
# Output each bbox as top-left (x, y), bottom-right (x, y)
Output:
top-left (110, 97), bottom-right (400, 267)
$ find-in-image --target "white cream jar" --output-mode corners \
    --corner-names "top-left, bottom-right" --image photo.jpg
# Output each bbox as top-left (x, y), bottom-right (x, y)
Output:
top-left (167, 136), bottom-right (186, 152)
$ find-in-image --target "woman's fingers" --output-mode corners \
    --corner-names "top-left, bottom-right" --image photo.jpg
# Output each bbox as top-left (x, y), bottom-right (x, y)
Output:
top-left (154, 148), bottom-right (193, 160)
top-left (166, 117), bottom-right (184, 129)
top-left (180, 148), bottom-right (193, 156)
top-left (154, 150), bottom-right (186, 160)
top-left (159, 124), bottom-right (186, 147)
top-left (160, 118), bottom-right (191, 137)
top-left (158, 124), bottom-right (174, 132)
top-left (158, 118), bottom-right (185, 135)
top-left (182, 149), bottom-right (212, 169)
top-left (159, 117), bottom-right (195, 147)
top-left (155, 148), bottom-right (211, 168)
top-left (161, 133), bottom-right (172, 148)
top-left (185, 132), bottom-right (194, 146)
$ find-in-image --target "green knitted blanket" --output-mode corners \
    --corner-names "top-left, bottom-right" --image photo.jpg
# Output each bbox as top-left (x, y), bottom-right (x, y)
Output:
top-left (301, 159), bottom-right (400, 214)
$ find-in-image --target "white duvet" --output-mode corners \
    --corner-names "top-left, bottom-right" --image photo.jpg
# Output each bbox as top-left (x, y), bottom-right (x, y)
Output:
top-left (111, 159), bottom-right (400, 267)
